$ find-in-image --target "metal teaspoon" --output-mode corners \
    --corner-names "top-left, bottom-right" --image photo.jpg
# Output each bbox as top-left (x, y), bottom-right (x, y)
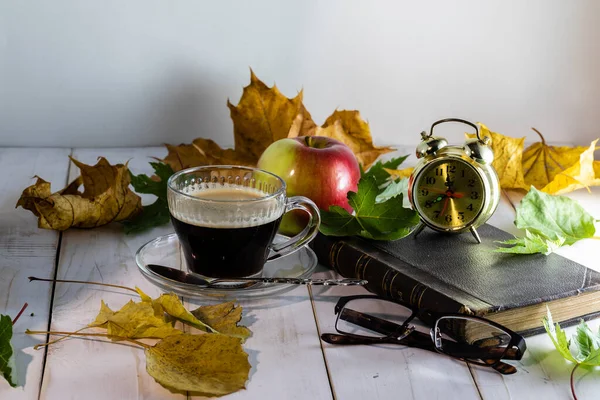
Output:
top-left (147, 264), bottom-right (367, 289)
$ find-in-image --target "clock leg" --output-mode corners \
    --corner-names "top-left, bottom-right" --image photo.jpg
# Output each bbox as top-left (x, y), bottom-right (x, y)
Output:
top-left (470, 227), bottom-right (482, 244)
top-left (411, 222), bottom-right (426, 239)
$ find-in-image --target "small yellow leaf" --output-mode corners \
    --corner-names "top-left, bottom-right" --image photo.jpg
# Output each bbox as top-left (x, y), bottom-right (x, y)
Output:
top-left (228, 69), bottom-right (316, 162)
top-left (467, 124), bottom-right (528, 190)
top-left (89, 300), bottom-right (181, 340)
top-left (594, 160), bottom-right (600, 178)
top-left (152, 293), bottom-right (215, 333)
top-left (191, 302), bottom-right (251, 340)
top-left (522, 128), bottom-right (589, 190)
top-left (16, 157), bottom-right (142, 230)
top-left (383, 167), bottom-right (414, 181)
top-left (145, 334), bottom-right (250, 395)
top-left (540, 139), bottom-right (600, 195)
top-left (293, 110), bottom-right (393, 169)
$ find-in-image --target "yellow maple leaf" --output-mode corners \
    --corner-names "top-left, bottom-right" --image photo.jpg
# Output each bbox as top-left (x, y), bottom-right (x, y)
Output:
top-left (89, 300), bottom-right (181, 340)
top-left (383, 167), bottom-right (414, 181)
top-left (290, 110), bottom-right (394, 169)
top-left (191, 302), bottom-right (251, 340)
top-left (466, 123), bottom-right (528, 190)
top-left (145, 333), bottom-right (250, 395)
top-left (522, 128), bottom-right (590, 190)
top-left (540, 139), bottom-right (600, 195)
top-left (227, 69), bottom-right (316, 162)
top-left (16, 157), bottom-right (142, 230)
top-left (160, 70), bottom-right (315, 171)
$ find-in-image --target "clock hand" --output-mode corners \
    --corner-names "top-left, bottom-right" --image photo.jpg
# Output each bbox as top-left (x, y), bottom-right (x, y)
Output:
top-left (439, 196), bottom-right (450, 217)
top-left (422, 186), bottom-right (465, 199)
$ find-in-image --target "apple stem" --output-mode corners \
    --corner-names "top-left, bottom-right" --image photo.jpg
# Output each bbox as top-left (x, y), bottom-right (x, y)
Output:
top-left (29, 276), bottom-right (138, 294)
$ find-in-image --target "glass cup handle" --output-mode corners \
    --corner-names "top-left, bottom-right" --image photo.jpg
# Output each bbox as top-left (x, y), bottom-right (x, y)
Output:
top-left (267, 196), bottom-right (321, 261)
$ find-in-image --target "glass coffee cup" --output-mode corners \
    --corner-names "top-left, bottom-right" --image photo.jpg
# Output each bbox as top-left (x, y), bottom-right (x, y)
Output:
top-left (167, 165), bottom-right (321, 279)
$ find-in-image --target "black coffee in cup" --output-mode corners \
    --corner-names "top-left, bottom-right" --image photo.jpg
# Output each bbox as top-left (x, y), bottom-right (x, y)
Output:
top-left (170, 186), bottom-right (283, 278)
top-left (167, 166), bottom-right (321, 280)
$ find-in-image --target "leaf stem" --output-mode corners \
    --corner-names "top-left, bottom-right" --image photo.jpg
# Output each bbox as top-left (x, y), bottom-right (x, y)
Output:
top-left (26, 329), bottom-right (150, 349)
top-left (12, 302), bottom-right (28, 325)
top-left (570, 363), bottom-right (580, 400)
top-left (29, 276), bottom-right (138, 294)
top-left (531, 127), bottom-right (546, 145)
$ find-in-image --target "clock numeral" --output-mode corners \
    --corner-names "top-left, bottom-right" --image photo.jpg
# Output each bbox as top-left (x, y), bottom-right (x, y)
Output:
top-left (467, 203), bottom-right (474, 211)
top-left (446, 165), bottom-right (456, 174)
top-left (458, 212), bottom-right (465, 221)
top-left (435, 168), bottom-right (443, 176)
top-left (426, 176), bottom-right (436, 184)
top-left (420, 189), bottom-right (429, 196)
top-left (445, 215), bottom-right (452, 223)
top-left (468, 179), bottom-right (475, 187)
top-left (470, 191), bottom-right (479, 199)
top-left (425, 201), bottom-right (433, 208)
top-left (461, 169), bottom-right (466, 178)
top-left (433, 210), bottom-right (440, 218)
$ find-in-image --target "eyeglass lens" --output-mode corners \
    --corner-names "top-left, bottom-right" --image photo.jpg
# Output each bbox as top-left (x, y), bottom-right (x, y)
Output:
top-left (433, 316), bottom-right (512, 361)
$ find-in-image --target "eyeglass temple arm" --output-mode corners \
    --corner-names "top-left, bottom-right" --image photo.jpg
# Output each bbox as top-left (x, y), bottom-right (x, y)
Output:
top-left (339, 308), bottom-right (410, 336)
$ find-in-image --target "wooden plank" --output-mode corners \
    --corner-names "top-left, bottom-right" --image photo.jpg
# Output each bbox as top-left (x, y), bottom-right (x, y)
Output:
top-left (40, 148), bottom-right (333, 400)
top-left (0, 148), bottom-right (70, 399)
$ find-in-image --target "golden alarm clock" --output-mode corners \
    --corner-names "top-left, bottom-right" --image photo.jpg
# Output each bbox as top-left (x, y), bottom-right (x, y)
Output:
top-left (408, 118), bottom-right (500, 243)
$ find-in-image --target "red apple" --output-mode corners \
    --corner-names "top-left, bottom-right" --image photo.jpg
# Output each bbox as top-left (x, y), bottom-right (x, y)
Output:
top-left (257, 136), bottom-right (360, 235)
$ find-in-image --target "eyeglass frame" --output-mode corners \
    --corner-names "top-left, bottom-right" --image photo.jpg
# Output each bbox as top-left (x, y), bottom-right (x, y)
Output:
top-left (322, 295), bottom-right (527, 375)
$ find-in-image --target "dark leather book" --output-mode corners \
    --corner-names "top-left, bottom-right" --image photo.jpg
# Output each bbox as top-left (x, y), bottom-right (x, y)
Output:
top-left (310, 224), bottom-right (600, 336)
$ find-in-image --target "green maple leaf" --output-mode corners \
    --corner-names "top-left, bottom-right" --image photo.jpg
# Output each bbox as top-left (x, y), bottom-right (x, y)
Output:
top-left (123, 162), bottom-right (175, 234)
top-left (496, 186), bottom-right (597, 254)
top-left (320, 176), bottom-right (419, 241)
top-left (0, 315), bottom-right (17, 387)
top-left (362, 155), bottom-right (409, 186)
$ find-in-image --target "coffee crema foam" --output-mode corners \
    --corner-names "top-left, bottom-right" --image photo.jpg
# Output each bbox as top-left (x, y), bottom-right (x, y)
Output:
top-left (169, 184), bottom-right (285, 229)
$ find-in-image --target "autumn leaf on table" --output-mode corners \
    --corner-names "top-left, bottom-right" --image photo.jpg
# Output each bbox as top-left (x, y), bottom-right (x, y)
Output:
top-left (320, 176), bottom-right (420, 240)
top-left (191, 302), bottom-right (251, 341)
top-left (522, 128), bottom-right (591, 191)
top-left (495, 186), bottom-right (598, 254)
top-left (538, 139), bottom-right (600, 195)
top-left (161, 138), bottom-right (256, 172)
top-left (145, 333), bottom-right (250, 395)
top-left (291, 110), bottom-right (394, 169)
top-left (466, 123), bottom-right (528, 190)
top-left (16, 157), bottom-right (142, 230)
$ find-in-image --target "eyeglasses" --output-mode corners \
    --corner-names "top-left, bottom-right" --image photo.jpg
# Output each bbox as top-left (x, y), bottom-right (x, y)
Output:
top-left (320, 295), bottom-right (527, 375)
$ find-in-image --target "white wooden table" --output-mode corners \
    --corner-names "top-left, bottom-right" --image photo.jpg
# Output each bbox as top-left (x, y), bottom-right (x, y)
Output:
top-left (1, 146), bottom-right (599, 400)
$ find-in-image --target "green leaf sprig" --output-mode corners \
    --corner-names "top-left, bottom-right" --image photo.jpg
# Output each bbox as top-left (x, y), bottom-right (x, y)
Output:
top-left (361, 154), bottom-right (409, 186)
top-left (319, 176), bottom-right (419, 241)
top-left (543, 308), bottom-right (600, 400)
top-left (496, 186), bottom-right (599, 255)
top-left (1, 303), bottom-right (28, 388)
top-left (123, 162), bottom-right (174, 234)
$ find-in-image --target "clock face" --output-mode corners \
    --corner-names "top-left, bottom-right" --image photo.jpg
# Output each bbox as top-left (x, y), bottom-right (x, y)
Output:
top-left (413, 158), bottom-right (485, 229)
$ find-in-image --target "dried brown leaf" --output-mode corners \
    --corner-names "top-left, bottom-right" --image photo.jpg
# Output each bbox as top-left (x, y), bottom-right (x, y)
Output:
top-left (16, 157), bottom-right (142, 230)
top-left (145, 333), bottom-right (250, 395)
top-left (191, 302), bottom-right (251, 340)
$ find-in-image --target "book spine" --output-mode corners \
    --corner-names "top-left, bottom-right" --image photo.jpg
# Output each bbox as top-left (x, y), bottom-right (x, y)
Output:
top-left (311, 234), bottom-right (472, 315)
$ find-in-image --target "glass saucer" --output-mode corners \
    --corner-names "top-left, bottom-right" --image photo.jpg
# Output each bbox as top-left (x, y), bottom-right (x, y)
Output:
top-left (135, 233), bottom-right (318, 299)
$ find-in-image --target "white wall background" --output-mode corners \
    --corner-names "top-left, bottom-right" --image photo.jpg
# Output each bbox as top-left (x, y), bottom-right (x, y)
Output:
top-left (1, 0), bottom-right (599, 148)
